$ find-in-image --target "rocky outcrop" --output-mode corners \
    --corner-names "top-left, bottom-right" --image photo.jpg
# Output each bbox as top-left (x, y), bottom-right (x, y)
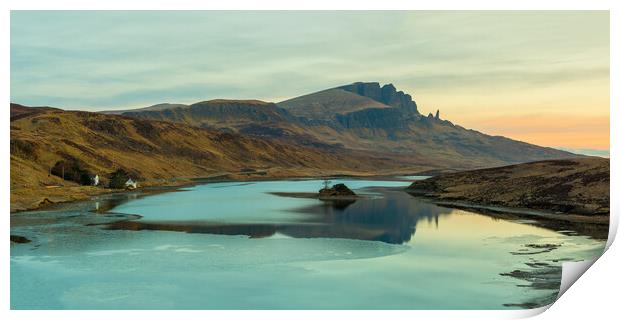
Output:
top-left (339, 82), bottom-right (418, 114)
top-left (319, 183), bottom-right (356, 198)
top-left (10, 235), bottom-right (31, 244)
top-left (339, 82), bottom-right (382, 101)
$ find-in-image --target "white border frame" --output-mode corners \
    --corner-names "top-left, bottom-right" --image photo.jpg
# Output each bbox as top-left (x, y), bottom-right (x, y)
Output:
top-left (2, 1), bottom-right (617, 319)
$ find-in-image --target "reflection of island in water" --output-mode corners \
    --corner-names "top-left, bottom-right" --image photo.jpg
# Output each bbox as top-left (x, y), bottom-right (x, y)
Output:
top-left (103, 187), bottom-right (452, 244)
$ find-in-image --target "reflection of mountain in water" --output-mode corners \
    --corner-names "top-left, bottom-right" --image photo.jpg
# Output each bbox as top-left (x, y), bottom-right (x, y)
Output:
top-left (104, 187), bottom-right (452, 244)
top-left (286, 188), bottom-right (451, 243)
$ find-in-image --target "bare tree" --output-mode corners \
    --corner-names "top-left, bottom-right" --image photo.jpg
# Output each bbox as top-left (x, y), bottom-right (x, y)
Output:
top-left (322, 178), bottom-right (332, 190)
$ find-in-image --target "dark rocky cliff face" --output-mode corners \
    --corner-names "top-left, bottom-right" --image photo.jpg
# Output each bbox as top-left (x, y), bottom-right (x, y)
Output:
top-left (335, 107), bottom-right (412, 130)
top-left (339, 82), bottom-right (419, 114)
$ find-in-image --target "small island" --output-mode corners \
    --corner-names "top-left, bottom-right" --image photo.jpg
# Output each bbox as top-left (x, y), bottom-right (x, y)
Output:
top-left (269, 182), bottom-right (361, 201)
top-left (318, 183), bottom-right (356, 198)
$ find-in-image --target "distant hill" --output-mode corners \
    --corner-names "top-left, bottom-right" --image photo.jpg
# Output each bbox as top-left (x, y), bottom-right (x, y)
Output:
top-left (100, 103), bottom-right (188, 115)
top-left (10, 103), bottom-right (60, 120)
top-left (112, 82), bottom-right (577, 168)
top-left (116, 99), bottom-right (338, 149)
top-left (277, 88), bottom-right (390, 121)
top-left (122, 100), bottom-right (293, 130)
top-left (407, 157), bottom-right (610, 216)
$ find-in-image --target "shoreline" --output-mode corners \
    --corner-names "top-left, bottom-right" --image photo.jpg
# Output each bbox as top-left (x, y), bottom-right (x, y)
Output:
top-left (407, 194), bottom-right (609, 240)
top-left (10, 179), bottom-right (194, 214)
top-left (10, 172), bottom-right (426, 214)
top-left (12, 175), bottom-right (609, 240)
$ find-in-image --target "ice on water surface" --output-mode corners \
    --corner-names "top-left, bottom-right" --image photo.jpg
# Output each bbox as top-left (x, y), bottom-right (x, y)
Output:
top-left (10, 179), bottom-right (605, 309)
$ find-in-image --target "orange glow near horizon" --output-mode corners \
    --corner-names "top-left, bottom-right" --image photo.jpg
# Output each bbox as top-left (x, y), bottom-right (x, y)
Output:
top-left (414, 76), bottom-right (610, 152)
top-left (461, 114), bottom-right (609, 150)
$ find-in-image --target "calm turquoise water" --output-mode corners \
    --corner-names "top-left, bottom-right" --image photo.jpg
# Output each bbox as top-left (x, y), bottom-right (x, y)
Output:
top-left (10, 179), bottom-right (606, 309)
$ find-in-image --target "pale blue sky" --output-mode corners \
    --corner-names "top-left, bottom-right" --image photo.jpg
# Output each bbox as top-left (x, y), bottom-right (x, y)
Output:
top-left (10, 11), bottom-right (609, 150)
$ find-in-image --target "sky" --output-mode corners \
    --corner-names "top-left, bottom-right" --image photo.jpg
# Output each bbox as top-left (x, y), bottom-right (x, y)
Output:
top-left (10, 11), bottom-right (609, 154)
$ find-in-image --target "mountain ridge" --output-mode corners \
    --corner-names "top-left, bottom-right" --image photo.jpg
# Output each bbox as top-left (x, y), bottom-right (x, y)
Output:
top-left (107, 82), bottom-right (576, 167)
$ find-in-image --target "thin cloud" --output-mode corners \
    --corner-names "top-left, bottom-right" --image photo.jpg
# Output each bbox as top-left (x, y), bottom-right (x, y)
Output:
top-left (10, 11), bottom-right (609, 150)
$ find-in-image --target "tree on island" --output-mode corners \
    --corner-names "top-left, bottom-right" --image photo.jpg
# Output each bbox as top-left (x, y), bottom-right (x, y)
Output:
top-left (322, 178), bottom-right (332, 190)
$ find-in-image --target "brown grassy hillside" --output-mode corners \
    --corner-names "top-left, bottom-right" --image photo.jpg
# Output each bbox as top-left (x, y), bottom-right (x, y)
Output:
top-left (10, 104), bottom-right (430, 212)
top-left (407, 157), bottom-right (609, 216)
top-left (277, 88), bottom-right (390, 121)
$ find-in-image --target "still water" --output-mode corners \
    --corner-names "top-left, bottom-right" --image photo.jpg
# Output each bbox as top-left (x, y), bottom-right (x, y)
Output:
top-left (10, 179), bottom-right (605, 309)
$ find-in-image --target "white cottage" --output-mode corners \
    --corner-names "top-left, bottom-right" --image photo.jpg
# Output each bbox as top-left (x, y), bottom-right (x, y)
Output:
top-left (125, 178), bottom-right (138, 190)
top-left (93, 174), bottom-right (100, 186)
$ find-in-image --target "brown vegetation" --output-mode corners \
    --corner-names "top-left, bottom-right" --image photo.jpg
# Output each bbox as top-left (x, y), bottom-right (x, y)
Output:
top-left (10, 104), bottom-right (428, 212)
top-left (407, 157), bottom-right (610, 216)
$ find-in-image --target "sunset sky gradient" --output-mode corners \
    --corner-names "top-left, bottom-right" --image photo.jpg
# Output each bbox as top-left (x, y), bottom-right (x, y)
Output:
top-left (10, 11), bottom-right (609, 154)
